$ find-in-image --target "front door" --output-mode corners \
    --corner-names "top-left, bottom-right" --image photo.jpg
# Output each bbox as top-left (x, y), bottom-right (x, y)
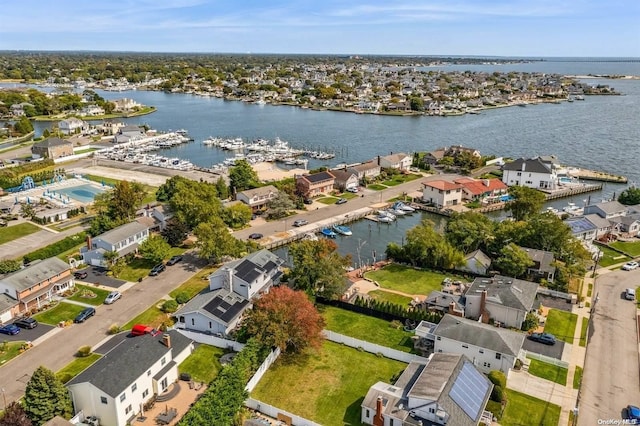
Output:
top-left (161, 377), bottom-right (168, 391)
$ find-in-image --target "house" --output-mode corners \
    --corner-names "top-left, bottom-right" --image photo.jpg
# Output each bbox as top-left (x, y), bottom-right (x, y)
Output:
top-left (347, 162), bottom-right (381, 183)
top-left (112, 98), bottom-right (142, 112)
top-left (296, 171), bottom-right (335, 198)
top-left (10, 102), bottom-right (33, 117)
top-left (330, 169), bottom-right (359, 191)
top-left (236, 185), bottom-right (279, 212)
top-left (58, 117), bottom-right (87, 135)
top-left (422, 180), bottom-right (463, 208)
top-left (81, 220), bottom-right (150, 266)
top-left (34, 207), bottom-right (71, 224)
top-left (114, 125), bottom-right (145, 144)
top-left (454, 177), bottom-right (508, 203)
top-left (583, 200), bottom-right (627, 219)
top-left (361, 353), bottom-right (493, 426)
top-left (457, 249), bottom-right (492, 276)
top-left (420, 291), bottom-right (465, 316)
top-left (610, 213), bottom-right (640, 236)
top-left (377, 153), bottom-right (412, 170)
top-left (0, 257), bottom-right (74, 318)
top-left (67, 331), bottom-right (193, 426)
top-left (464, 276), bottom-right (539, 329)
top-left (175, 250), bottom-right (284, 336)
top-left (79, 105), bottom-right (105, 116)
top-left (520, 247), bottom-right (556, 282)
top-left (501, 157), bottom-right (557, 190)
top-left (431, 314), bottom-right (526, 374)
top-left (565, 214), bottom-right (612, 242)
top-left (422, 148), bottom-right (447, 165)
top-left (0, 293), bottom-right (18, 325)
top-left (31, 137), bottom-right (74, 160)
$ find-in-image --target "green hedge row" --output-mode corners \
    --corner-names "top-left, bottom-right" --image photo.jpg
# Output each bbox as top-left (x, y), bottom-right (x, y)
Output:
top-left (23, 232), bottom-right (86, 263)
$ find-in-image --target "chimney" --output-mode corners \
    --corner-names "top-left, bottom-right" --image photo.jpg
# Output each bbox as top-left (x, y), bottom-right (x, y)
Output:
top-left (483, 179), bottom-right (490, 187)
top-left (373, 396), bottom-right (384, 426)
top-left (521, 161), bottom-right (526, 172)
top-left (86, 235), bottom-right (92, 250)
top-left (377, 155), bottom-right (381, 166)
top-left (480, 290), bottom-right (490, 323)
top-left (226, 267), bottom-right (234, 294)
top-left (162, 333), bottom-right (171, 348)
top-left (449, 301), bottom-right (463, 317)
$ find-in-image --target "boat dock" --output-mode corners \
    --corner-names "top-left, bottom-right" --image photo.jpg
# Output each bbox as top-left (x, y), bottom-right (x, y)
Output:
top-left (565, 167), bottom-right (627, 183)
top-left (542, 183), bottom-right (603, 200)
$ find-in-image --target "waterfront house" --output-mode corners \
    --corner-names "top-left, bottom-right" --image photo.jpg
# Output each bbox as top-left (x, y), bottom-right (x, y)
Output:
top-left (114, 125), bottom-right (145, 144)
top-left (81, 220), bottom-right (150, 266)
top-left (583, 200), bottom-right (627, 219)
top-left (330, 170), bottom-right (359, 191)
top-left (112, 98), bottom-right (142, 112)
top-left (610, 214), bottom-right (640, 237)
top-left (423, 148), bottom-right (447, 166)
top-left (79, 105), bottom-right (105, 117)
top-left (9, 102), bottom-right (33, 117)
top-left (454, 177), bottom-right (508, 203)
top-left (296, 171), bottom-right (336, 198)
top-left (0, 257), bottom-right (74, 318)
top-left (501, 157), bottom-right (557, 190)
top-left (31, 137), bottom-right (74, 160)
top-left (422, 180), bottom-right (463, 209)
top-left (67, 331), bottom-right (193, 426)
top-left (519, 247), bottom-right (556, 283)
top-left (457, 249), bottom-right (492, 276)
top-left (377, 152), bottom-right (412, 170)
top-left (58, 117), bottom-right (87, 135)
top-left (463, 276), bottom-right (539, 329)
top-left (565, 214), bottom-right (612, 242)
top-left (361, 353), bottom-right (493, 426)
top-left (347, 162), bottom-right (381, 183)
top-left (236, 185), bottom-right (279, 212)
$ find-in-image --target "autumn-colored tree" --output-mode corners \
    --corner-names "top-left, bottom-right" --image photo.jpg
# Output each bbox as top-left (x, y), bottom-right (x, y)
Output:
top-left (0, 401), bottom-right (33, 426)
top-left (243, 286), bottom-right (325, 353)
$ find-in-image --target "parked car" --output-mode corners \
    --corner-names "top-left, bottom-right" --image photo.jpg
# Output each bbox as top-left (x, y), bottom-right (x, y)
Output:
top-left (167, 255), bottom-right (183, 266)
top-left (104, 291), bottom-right (122, 304)
top-left (622, 261), bottom-right (639, 271)
top-left (626, 405), bottom-right (640, 422)
top-left (0, 323), bottom-right (20, 335)
top-left (303, 198), bottom-right (313, 205)
top-left (131, 324), bottom-right (156, 336)
top-left (74, 271), bottom-right (88, 279)
top-left (346, 187), bottom-right (358, 193)
top-left (293, 219), bottom-right (308, 227)
top-left (74, 307), bottom-right (96, 323)
top-left (336, 198), bottom-right (348, 204)
top-left (248, 233), bottom-right (263, 240)
top-left (625, 288), bottom-right (636, 301)
top-left (527, 332), bottom-right (556, 345)
top-left (149, 263), bottom-right (166, 276)
top-left (13, 317), bottom-right (38, 329)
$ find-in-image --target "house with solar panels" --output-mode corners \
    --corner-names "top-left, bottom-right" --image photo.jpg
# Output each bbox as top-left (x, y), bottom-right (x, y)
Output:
top-left (564, 214), bottom-right (612, 242)
top-left (174, 250), bottom-right (283, 336)
top-left (361, 352), bottom-right (493, 426)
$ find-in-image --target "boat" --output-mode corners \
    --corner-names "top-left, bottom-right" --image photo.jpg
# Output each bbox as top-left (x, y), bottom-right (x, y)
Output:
top-left (377, 210), bottom-right (396, 220)
top-left (377, 215), bottom-right (394, 223)
top-left (302, 232), bottom-right (318, 241)
top-left (332, 224), bottom-right (352, 236)
top-left (575, 95), bottom-right (585, 101)
top-left (320, 228), bottom-right (337, 238)
top-left (393, 201), bottom-right (415, 213)
top-left (388, 208), bottom-right (406, 216)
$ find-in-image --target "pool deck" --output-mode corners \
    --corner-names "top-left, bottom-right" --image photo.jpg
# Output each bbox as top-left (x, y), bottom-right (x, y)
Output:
top-left (1, 177), bottom-right (107, 208)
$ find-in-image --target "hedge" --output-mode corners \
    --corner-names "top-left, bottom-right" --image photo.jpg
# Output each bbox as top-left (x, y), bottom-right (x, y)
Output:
top-left (23, 232), bottom-right (86, 263)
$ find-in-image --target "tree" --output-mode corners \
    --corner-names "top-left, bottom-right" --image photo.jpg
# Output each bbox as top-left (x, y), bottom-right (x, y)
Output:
top-left (265, 192), bottom-right (295, 220)
top-left (20, 203), bottom-right (35, 218)
top-left (228, 160), bottom-right (259, 193)
top-left (243, 286), bottom-right (325, 353)
top-left (445, 211), bottom-right (495, 253)
top-left (521, 312), bottom-right (538, 331)
top-left (409, 96), bottom-right (424, 111)
top-left (155, 175), bottom-right (189, 202)
top-left (506, 186), bottom-right (546, 221)
top-left (161, 219), bottom-right (189, 247)
top-left (109, 180), bottom-right (145, 222)
top-left (14, 116), bottom-right (34, 135)
top-left (221, 203), bottom-right (253, 229)
top-left (169, 179), bottom-right (223, 229)
top-left (493, 243), bottom-right (534, 278)
top-left (0, 259), bottom-right (22, 274)
top-left (618, 187), bottom-right (640, 205)
top-left (139, 234), bottom-right (171, 263)
top-left (193, 217), bottom-right (243, 264)
top-left (401, 219), bottom-right (465, 269)
top-left (0, 402), bottom-right (32, 426)
top-left (215, 176), bottom-right (230, 200)
top-left (23, 366), bottom-right (72, 425)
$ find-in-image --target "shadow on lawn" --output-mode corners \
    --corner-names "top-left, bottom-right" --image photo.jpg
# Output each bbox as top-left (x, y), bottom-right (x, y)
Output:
top-left (344, 396), bottom-right (365, 425)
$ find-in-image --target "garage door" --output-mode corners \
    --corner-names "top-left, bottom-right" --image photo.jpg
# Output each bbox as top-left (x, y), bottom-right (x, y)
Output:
top-left (0, 310), bottom-right (12, 324)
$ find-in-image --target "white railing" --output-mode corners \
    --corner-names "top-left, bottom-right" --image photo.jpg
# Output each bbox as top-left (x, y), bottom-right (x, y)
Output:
top-left (245, 347), bottom-right (281, 392)
top-left (174, 328), bottom-right (246, 352)
top-left (322, 330), bottom-right (428, 364)
top-left (521, 349), bottom-right (569, 368)
top-left (536, 287), bottom-right (575, 302)
top-left (245, 398), bottom-right (322, 426)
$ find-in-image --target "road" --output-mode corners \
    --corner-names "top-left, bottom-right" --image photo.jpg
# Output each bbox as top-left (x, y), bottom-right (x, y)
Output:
top-left (578, 267), bottom-right (640, 424)
top-left (0, 252), bottom-right (206, 405)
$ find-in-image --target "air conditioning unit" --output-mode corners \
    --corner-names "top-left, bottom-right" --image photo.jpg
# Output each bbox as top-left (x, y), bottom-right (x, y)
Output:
top-left (85, 415), bottom-right (100, 426)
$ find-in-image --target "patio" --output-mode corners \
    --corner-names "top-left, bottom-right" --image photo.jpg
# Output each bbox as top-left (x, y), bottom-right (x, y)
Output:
top-left (134, 381), bottom-right (207, 425)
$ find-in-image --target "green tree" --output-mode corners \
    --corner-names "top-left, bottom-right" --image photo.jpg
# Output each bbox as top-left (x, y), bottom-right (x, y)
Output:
top-left (265, 191), bottom-right (295, 220)
top-left (409, 96), bottom-right (424, 111)
top-left (0, 259), bottom-right (23, 274)
top-left (215, 176), bottom-right (230, 200)
top-left (24, 366), bottom-right (72, 425)
top-left (229, 160), bottom-right (259, 193)
top-left (618, 187), bottom-right (640, 205)
top-left (401, 219), bottom-right (465, 269)
top-left (506, 186), bottom-right (546, 221)
top-left (20, 203), bottom-right (35, 218)
top-left (493, 243), bottom-right (534, 278)
top-left (193, 217), bottom-right (242, 264)
top-left (445, 211), bottom-right (495, 253)
top-left (139, 234), bottom-right (171, 264)
top-left (14, 116), bottom-right (34, 135)
top-left (109, 180), bottom-right (145, 222)
top-left (222, 203), bottom-right (253, 229)
top-left (169, 179), bottom-right (223, 229)
top-left (0, 401), bottom-right (32, 426)
top-left (161, 219), bottom-right (189, 247)
top-left (155, 175), bottom-right (188, 202)
top-left (521, 312), bottom-right (538, 331)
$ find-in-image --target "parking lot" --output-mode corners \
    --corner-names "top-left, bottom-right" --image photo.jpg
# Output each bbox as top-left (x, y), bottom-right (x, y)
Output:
top-left (0, 322), bottom-right (55, 342)
top-left (75, 266), bottom-right (127, 288)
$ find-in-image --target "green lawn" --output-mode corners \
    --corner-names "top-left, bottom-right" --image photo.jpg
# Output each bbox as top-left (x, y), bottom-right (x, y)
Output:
top-left (252, 341), bottom-right (407, 426)
top-left (316, 197), bottom-right (339, 205)
top-left (573, 366), bottom-right (583, 390)
top-left (169, 265), bottom-right (217, 300)
top-left (0, 341), bottom-right (26, 366)
top-left (0, 222), bottom-right (40, 244)
top-left (610, 240), bottom-right (640, 257)
top-left (340, 192), bottom-right (359, 199)
top-left (118, 248), bottom-right (185, 282)
top-left (501, 389), bottom-right (561, 426)
top-left (544, 309), bottom-right (578, 344)
top-left (367, 184), bottom-right (387, 191)
top-left (579, 317), bottom-right (588, 347)
top-left (33, 302), bottom-right (87, 325)
top-left (178, 344), bottom-right (224, 384)
top-left (382, 174), bottom-right (421, 187)
top-left (67, 284), bottom-right (111, 306)
top-left (364, 263), bottom-right (459, 296)
top-left (56, 241), bottom-right (87, 261)
top-left (122, 303), bottom-right (169, 330)
top-left (381, 179), bottom-right (403, 186)
top-left (82, 174), bottom-right (119, 186)
top-left (56, 353), bottom-right (101, 384)
top-left (527, 358), bottom-right (568, 385)
top-left (367, 290), bottom-right (413, 306)
top-left (320, 305), bottom-right (415, 353)
top-left (595, 244), bottom-right (630, 267)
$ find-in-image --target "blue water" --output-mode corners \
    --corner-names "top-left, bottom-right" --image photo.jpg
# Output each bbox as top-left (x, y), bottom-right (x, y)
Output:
top-left (54, 184), bottom-right (106, 203)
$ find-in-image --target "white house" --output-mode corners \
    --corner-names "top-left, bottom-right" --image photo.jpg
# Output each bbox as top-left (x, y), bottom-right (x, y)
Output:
top-left (79, 105), bottom-right (105, 116)
top-left (432, 314), bottom-right (526, 375)
top-left (583, 200), bottom-right (627, 219)
top-left (236, 185), bottom-right (279, 212)
top-left (67, 331), bottom-right (193, 426)
top-left (501, 157), bottom-right (557, 190)
top-left (565, 214), bottom-right (612, 242)
top-left (422, 180), bottom-right (463, 208)
top-left (81, 220), bottom-right (150, 266)
top-left (347, 162), bottom-right (381, 183)
top-left (377, 153), bottom-right (413, 170)
top-left (361, 353), bottom-right (493, 426)
top-left (58, 117), bottom-right (87, 135)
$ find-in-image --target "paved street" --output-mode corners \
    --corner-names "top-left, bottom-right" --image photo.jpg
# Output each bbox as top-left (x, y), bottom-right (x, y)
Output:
top-left (578, 267), bottom-right (640, 425)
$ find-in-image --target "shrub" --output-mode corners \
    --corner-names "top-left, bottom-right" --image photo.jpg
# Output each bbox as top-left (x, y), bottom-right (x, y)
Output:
top-left (485, 400), bottom-right (502, 420)
top-left (491, 385), bottom-right (507, 404)
top-left (488, 370), bottom-right (507, 389)
top-left (77, 345), bottom-right (92, 357)
top-left (174, 291), bottom-right (190, 304)
top-left (389, 320), bottom-right (403, 329)
top-left (23, 232), bottom-right (86, 263)
top-left (108, 324), bottom-right (120, 335)
top-left (161, 299), bottom-right (178, 313)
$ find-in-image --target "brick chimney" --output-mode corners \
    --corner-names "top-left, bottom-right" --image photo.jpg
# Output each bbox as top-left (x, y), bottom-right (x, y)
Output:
top-left (86, 235), bottom-right (92, 250)
top-left (162, 333), bottom-right (171, 348)
top-left (448, 301), bottom-right (463, 317)
top-left (373, 396), bottom-right (384, 426)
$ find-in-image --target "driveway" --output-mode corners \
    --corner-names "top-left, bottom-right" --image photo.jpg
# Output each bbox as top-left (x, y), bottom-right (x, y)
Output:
top-left (76, 266), bottom-right (128, 288)
top-left (522, 338), bottom-right (566, 360)
top-left (0, 323), bottom-right (56, 343)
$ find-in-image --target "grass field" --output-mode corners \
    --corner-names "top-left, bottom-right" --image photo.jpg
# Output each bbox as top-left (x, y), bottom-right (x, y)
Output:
top-left (56, 353), bottom-right (102, 384)
top-left (118, 247), bottom-right (186, 282)
top-left (367, 184), bottom-right (387, 191)
top-left (121, 303), bottom-right (169, 330)
top-left (33, 302), bottom-right (87, 325)
top-left (0, 222), bottom-right (40, 245)
top-left (573, 366), bottom-right (583, 390)
top-left (501, 389), bottom-right (561, 426)
top-left (169, 265), bottom-right (217, 301)
top-left (252, 341), bottom-right (407, 426)
top-left (178, 344), bottom-right (224, 384)
top-left (367, 290), bottom-right (413, 306)
top-left (610, 240), bottom-right (640, 257)
top-left (316, 197), bottom-right (339, 205)
top-left (579, 317), bottom-right (588, 347)
top-left (526, 358), bottom-right (568, 385)
top-left (596, 244), bottom-right (630, 267)
top-left (67, 284), bottom-right (111, 306)
top-left (320, 305), bottom-right (415, 353)
top-left (0, 341), bottom-right (26, 366)
top-left (544, 309), bottom-right (578, 344)
top-left (364, 263), bottom-right (458, 295)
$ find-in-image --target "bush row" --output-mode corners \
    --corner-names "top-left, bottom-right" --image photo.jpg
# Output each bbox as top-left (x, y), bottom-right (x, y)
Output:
top-left (23, 231), bottom-right (86, 263)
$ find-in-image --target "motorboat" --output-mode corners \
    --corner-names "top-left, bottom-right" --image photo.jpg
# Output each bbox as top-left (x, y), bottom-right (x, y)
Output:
top-left (377, 210), bottom-right (396, 220)
top-left (393, 201), bottom-right (415, 213)
top-left (332, 224), bottom-right (352, 236)
top-left (377, 215), bottom-right (394, 223)
top-left (320, 228), bottom-right (337, 238)
top-left (388, 207), bottom-right (406, 216)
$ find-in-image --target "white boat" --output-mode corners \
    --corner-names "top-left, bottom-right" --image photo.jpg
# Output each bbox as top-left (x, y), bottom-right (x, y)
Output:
top-left (255, 99), bottom-right (266, 106)
top-left (332, 224), bottom-right (353, 236)
top-left (378, 210), bottom-right (396, 220)
top-left (388, 208), bottom-right (406, 216)
top-left (393, 201), bottom-right (415, 213)
top-left (377, 215), bottom-right (394, 223)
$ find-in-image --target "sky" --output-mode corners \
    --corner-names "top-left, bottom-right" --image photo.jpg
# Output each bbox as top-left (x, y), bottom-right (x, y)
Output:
top-left (0, 0), bottom-right (638, 57)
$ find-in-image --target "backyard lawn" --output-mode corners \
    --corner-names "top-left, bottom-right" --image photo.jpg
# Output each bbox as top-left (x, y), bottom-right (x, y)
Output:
top-left (0, 222), bottom-right (40, 245)
top-left (595, 244), bottom-right (630, 267)
top-left (169, 265), bottom-right (217, 301)
top-left (33, 302), bottom-right (87, 325)
top-left (178, 344), bottom-right (224, 384)
top-left (501, 389), bottom-right (561, 426)
top-left (118, 247), bottom-right (186, 282)
top-left (121, 303), bottom-right (169, 330)
top-left (367, 290), bottom-right (413, 306)
top-left (56, 353), bottom-right (102, 383)
top-left (381, 173), bottom-right (421, 187)
top-left (316, 197), bottom-right (339, 205)
top-left (543, 309), bottom-right (578, 344)
top-left (251, 341), bottom-right (407, 426)
top-left (320, 305), bottom-right (415, 353)
top-left (67, 284), bottom-right (111, 306)
top-left (526, 358), bottom-right (567, 385)
top-left (609, 240), bottom-right (640, 257)
top-left (0, 341), bottom-right (26, 366)
top-left (364, 263), bottom-right (460, 296)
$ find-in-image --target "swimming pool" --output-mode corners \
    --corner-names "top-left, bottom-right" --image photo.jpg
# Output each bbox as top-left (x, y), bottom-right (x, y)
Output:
top-left (54, 184), bottom-right (107, 203)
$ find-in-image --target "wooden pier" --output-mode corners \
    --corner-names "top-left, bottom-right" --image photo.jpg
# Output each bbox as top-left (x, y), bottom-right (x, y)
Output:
top-left (542, 183), bottom-right (603, 200)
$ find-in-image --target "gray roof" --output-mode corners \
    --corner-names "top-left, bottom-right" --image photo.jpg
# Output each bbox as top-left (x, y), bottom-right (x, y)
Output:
top-left (33, 137), bottom-right (72, 149)
top-left (464, 249), bottom-right (492, 267)
top-left (175, 288), bottom-right (249, 325)
top-left (0, 293), bottom-right (18, 313)
top-left (0, 258), bottom-right (70, 292)
top-left (467, 275), bottom-right (538, 312)
top-left (520, 247), bottom-right (556, 274)
top-left (67, 330), bottom-right (191, 398)
top-left (434, 314), bottom-right (526, 357)
top-left (330, 170), bottom-right (357, 182)
top-left (584, 200), bottom-right (626, 217)
top-left (424, 291), bottom-right (464, 311)
top-left (502, 157), bottom-right (553, 174)
top-left (348, 161), bottom-right (380, 173)
top-left (583, 213), bottom-right (612, 229)
top-left (96, 221), bottom-right (148, 245)
top-left (244, 249), bottom-right (284, 272)
top-left (237, 185), bottom-right (278, 199)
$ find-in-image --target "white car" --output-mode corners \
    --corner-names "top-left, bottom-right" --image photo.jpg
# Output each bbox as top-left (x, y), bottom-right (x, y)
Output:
top-left (104, 291), bottom-right (122, 304)
top-left (622, 261), bottom-right (639, 271)
top-left (346, 187), bottom-right (359, 193)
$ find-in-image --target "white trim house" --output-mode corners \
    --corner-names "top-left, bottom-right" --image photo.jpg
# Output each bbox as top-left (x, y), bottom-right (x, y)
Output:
top-left (501, 157), bottom-right (557, 190)
top-left (81, 221), bottom-right (150, 266)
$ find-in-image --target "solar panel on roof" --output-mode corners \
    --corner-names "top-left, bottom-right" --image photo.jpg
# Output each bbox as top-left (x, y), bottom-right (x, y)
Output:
top-left (449, 362), bottom-right (490, 420)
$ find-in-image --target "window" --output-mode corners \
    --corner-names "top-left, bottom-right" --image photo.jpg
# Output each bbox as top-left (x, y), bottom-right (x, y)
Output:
top-left (209, 322), bottom-right (212, 329)
top-left (479, 349), bottom-right (484, 354)
top-left (390, 419), bottom-right (394, 426)
top-left (436, 336), bottom-right (441, 340)
top-left (496, 353), bottom-right (502, 360)
top-left (119, 393), bottom-right (126, 402)
top-left (131, 383), bottom-right (137, 393)
top-left (462, 344), bottom-right (468, 348)
top-left (161, 357), bottom-right (166, 366)
top-left (429, 408), bottom-right (435, 414)
top-left (100, 396), bottom-right (108, 405)
top-left (191, 318), bottom-right (195, 326)
top-left (483, 362), bottom-right (491, 368)
top-left (147, 370), bottom-right (151, 376)
top-left (125, 405), bottom-right (132, 414)
top-left (142, 389), bottom-right (149, 398)
top-left (366, 409), bottom-right (370, 418)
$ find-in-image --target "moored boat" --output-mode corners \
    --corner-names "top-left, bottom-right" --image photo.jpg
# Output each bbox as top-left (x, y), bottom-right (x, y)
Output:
top-left (320, 228), bottom-right (337, 238)
top-left (332, 224), bottom-right (352, 236)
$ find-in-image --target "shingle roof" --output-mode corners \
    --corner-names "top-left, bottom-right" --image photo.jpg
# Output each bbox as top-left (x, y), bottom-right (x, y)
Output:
top-left (96, 221), bottom-right (148, 245)
top-left (0, 258), bottom-right (70, 292)
top-left (467, 275), bottom-right (538, 312)
top-left (0, 293), bottom-right (18, 313)
top-left (348, 162), bottom-right (380, 172)
top-left (520, 247), bottom-right (556, 274)
top-left (175, 289), bottom-right (249, 325)
top-left (33, 137), bottom-right (72, 149)
top-left (502, 157), bottom-right (553, 174)
top-left (423, 180), bottom-right (463, 191)
top-left (237, 185), bottom-right (278, 199)
top-left (301, 171), bottom-right (335, 183)
top-left (424, 291), bottom-right (464, 311)
top-left (584, 200), bottom-right (626, 216)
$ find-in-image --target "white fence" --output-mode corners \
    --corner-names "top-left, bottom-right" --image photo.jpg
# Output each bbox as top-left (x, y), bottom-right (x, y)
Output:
top-left (245, 398), bottom-right (322, 426)
top-left (537, 287), bottom-right (576, 302)
top-left (174, 328), bottom-right (246, 352)
top-left (245, 347), bottom-right (281, 392)
top-left (322, 330), bottom-right (428, 364)
top-left (520, 349), bottom-right (569, 368)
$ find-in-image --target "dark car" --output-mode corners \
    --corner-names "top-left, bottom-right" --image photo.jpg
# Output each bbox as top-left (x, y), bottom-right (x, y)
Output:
top-left (527, 332), bottom-right (556, 345)
top-left (13, 317), bottom-right (38, 329)
top-left (74, 271), bottom-right (88, 279)
top-left (0, 323), bottom-right (20, 335)
top-left (74, 307), bottom-right (96, 323)
top-left (248, 233), bottom-right (263, 240)
top-left (626, 405), bottom-right (640, 422)
top-left (167, 255), bottom-right (183, 266)
top-left (149, 263), bottom-right (166, 276)
top-left (303, 198), bottom-right (313, 205)
top-left (293, 219), bottom-right (308, 227)
top-left (336, 198), bottom-right (348, 204)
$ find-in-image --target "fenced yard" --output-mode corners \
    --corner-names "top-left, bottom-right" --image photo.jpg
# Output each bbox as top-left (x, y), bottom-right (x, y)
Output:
top-left (364, 263), bottom-right (464, 295)
top-left (543, 309), bottom-right (578, 344)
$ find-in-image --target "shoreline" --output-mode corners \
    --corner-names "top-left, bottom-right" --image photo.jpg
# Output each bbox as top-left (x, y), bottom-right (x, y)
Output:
top-left (31, 107), bottom-right (157, 122)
